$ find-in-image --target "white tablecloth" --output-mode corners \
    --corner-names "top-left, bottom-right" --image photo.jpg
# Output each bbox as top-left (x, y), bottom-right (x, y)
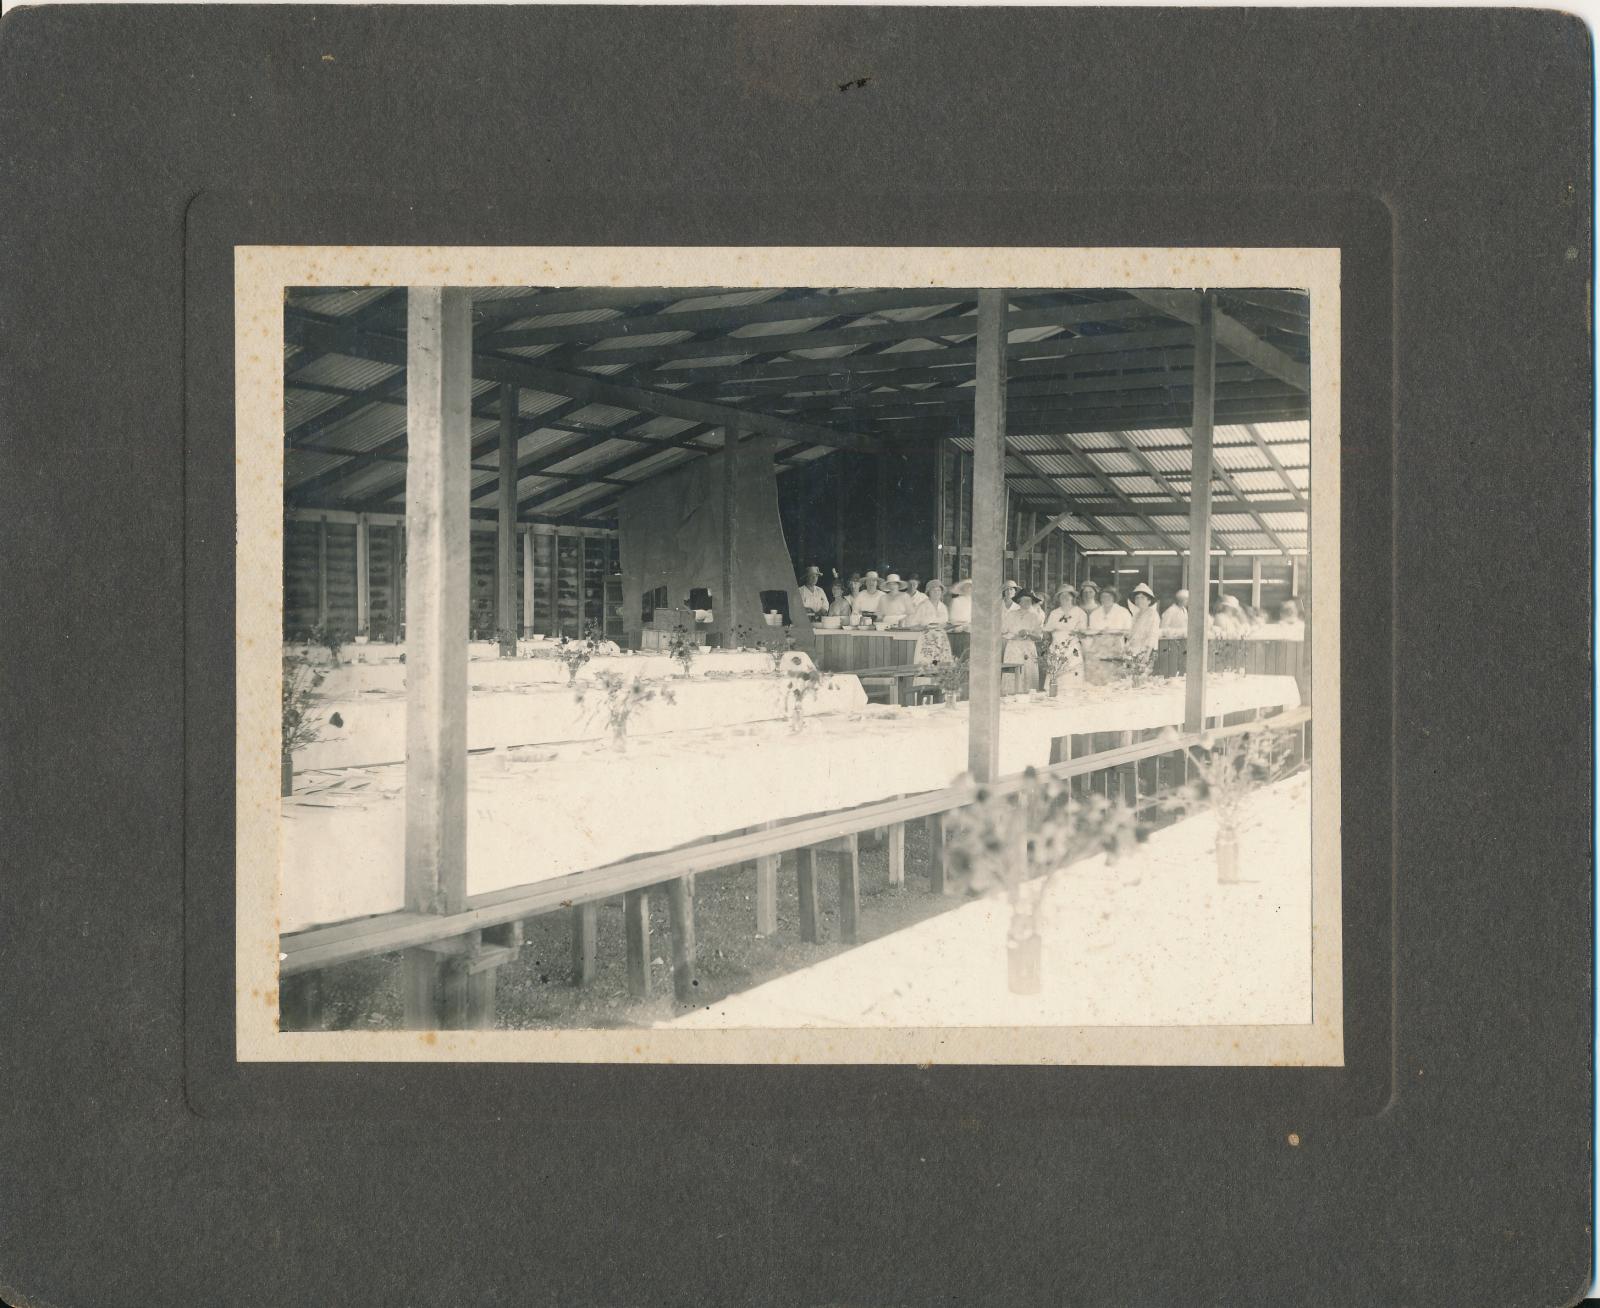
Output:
top-left (280, 674), bottom-right (1301, 933)
top-left (307, 647), bottom-right (806, 697)
top-left (296, 673), bottom-right (867, 770)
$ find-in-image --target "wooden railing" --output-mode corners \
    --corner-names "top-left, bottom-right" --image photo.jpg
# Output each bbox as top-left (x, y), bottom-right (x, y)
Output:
top-left (278, 706), bottom-right (1311, 1030)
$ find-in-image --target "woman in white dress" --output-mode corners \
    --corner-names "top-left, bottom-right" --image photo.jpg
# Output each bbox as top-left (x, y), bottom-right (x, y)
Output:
top-left (1002, 589), bottom-right (1046, 692)
top-left (1084, 585), bottom-right (1132, 683)
top-left (918, 578), bottom-right (950, 625)
top-left (1042, 582), bottom-right (1085, 691)
top-left (947, 579), bottom-right (974, 628)
top-left (1127, 581), bottom-right (1161, 656)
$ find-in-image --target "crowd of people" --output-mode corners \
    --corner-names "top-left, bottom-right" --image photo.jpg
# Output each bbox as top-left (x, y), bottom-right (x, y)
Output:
top-left (797, 565), bottom-right (1302, 639)
top-left (795, 564), bottom-right (1305, 692)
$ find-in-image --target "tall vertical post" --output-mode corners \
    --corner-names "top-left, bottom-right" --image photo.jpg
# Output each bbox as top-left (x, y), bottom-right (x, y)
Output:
top-left (522, 526), bottom-right (536, 636)
top-left (315, 517), bottom-right (329, 628)
top-left (1184, 291), bottom-right (1217, 733)
top-left (719, 429), bottom-right (739, 644)
top-left (403, 286), bottom-right (473, 922)
top-left (968, 289), bottom-right (1007, 783)
top-left (497, 383), bottom-right (519, 652)
top-left (354, 512), bottom-right (370, 638)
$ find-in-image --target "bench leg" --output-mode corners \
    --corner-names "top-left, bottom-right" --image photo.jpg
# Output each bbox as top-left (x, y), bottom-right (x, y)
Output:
top-left (887, 820), bottom-right (905, 888)
top-left (836, 834), bottom-right (861, 945)
top-left (624, 888), bottom-right (651, 998)
top-left (666, 876), bottom-right (697, 1004)
top-left (279, 972), bottom-right (325, 1032)
top-left (571, 903), bottom-right (598, 986)
top-left (401, 948), bottom-right (444, 1029)
top-left (755, 846), bottom-right (780, 937)
top-left (796, 847), bottom-right (821, 943)
top-left (926, 813), bottom-right (947, 895)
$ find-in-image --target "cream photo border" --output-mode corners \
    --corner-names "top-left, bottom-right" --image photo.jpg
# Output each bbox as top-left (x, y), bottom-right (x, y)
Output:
top-left (235, 245), bottom-right (1342, 1065)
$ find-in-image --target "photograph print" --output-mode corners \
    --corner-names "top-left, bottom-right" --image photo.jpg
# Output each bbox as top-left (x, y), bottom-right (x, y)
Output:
top-left (236, 245), bottom-right (1340, 1065)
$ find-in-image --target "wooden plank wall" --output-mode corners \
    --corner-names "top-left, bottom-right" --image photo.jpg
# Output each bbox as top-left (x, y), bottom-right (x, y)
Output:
top-left (282, 514), bottom-right (617, 642)
top-left (933, 443), bottom-right (1084, 593)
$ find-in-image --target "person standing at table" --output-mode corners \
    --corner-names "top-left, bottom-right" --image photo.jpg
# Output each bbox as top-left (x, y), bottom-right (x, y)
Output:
top-left (797, 565), bottom-right (829, 621)
top-left (1088, 585), bottom-right (1132, 635)
top-left (878, 574), bottom-right (916, 624)
top-left (1044, 582), bottom-right (1085, 639)
top-left (1276, 598), bottom-right (1305, 636)
top-left (919, 578), bottom-right (950, 625)
top-left (948, 578), bottom-right (974, 628)
top-left (1003, 588), bottom-right (1046, 691)
top-left (827, 582), bottom-right (853, 620)
top-left (1078, 579), bottom-right (1100, 615)
top-left (1128, 582), bottom-right (1161, 654)
top-left (1160, 588), bottom-right (1191, 636)
top-left (1002, 579), bottom-right (1021, 612)
top-left (854, 571), bottom-right (885, 619)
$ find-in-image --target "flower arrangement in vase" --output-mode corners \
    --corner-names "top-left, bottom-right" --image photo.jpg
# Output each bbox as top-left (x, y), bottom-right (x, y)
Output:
top-left (1172, 724), bottom-right (1297, 882)
top-left (667, 624), bottom-right (700, 677)
top-left (555, 633), bottom-right (601, 684)
top-left (309, 622), bottom-right (346, 667)
top-left (574, 671), bottom-right (676, 752)
top-left (945, 768), bottom-right (1141, 994)
top-left (782, 665), bottom-right (824, 732)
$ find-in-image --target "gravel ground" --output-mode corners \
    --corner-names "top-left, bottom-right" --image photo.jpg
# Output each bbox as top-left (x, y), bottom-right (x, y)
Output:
top-left (316, 820), bottom-right (963, 1030)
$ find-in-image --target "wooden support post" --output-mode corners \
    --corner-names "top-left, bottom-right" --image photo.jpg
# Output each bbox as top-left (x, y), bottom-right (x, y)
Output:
top-left (401, 949), bottom-right (439, 1029)
top-left (549, 527), bottom-right (562, 637)
top-left (483, 920), bottom-right (524, 955)
top-left (391, 524), bottom-right (404, 642)
top-left (403, 286), bottom-right (473, 926)
top-left (279, 972), bottom-right (325, 1032)
top-left (754, 822), bottom-right (779, 936)
top-left (1183, 292), bottom-right (1217, 733)
top-left (316, 516), bottom-right (329, 628)
top-left (926, 812), bottom-right (947, 895)
top-left (887, 820), bottom-right (906, 887)
top-left (497, 383), bottom-right (519, 653)
top-left (355, 512), bottom-right (370, 638)
top-left (666, 877), bottom-right (697, 1003)
top-left (968, 289), bottom-right (1008, 784)
top-left (718, 428), bottom-right (740, 644)
top-left (522, 527), bottom-right (536, 637)
top-left (623, 889), bottom-right (650, 998)
top-left (836, 834), bottom-right (861, 945)
top-left (570, 903), bottom-right (598, 985)
top-left (1118, 729), bottom-right (1138, 807)
top-left (796, 846), bottom-right (821, 943)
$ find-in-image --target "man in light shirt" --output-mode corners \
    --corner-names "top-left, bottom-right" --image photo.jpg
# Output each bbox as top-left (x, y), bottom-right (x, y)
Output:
top-left (796, 565), bottom-right (829, 621)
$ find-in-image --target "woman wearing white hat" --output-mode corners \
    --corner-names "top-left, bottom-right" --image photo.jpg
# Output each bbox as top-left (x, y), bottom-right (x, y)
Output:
top-left (947, 578), bottom-right (974, 628)
top-left (1044, 582), bottom-right (1087, 643)
top-left (1083, 584), bottom-right (1131, 683)
top-left (1127, 581), bottom-right (1161, 655)
top-left (877, 573), bottom-right (914, 625)
top-left (853, 571), bottom-right (884, 619)
top-left (1001, 579), bottom-right (1020, 612)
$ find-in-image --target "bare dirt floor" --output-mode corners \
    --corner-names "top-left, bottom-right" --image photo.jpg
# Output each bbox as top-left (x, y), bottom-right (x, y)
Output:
top-left (316, 820), bottom-right (964, 1030)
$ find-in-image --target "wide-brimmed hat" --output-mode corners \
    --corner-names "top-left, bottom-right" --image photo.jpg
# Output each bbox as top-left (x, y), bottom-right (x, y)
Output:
top-left (1130, 581), bottom-right (1156, 601)
top-left (862, 571), bottom-right (880, 583)
top-left (884, 573), bottom-right (905, 590)
top-left (802, 565), bottom-right (821, 578)
top-left (1079, 579), bottom-right (1101, 592)
top-left (1015, 589), bottom-right (1041, 604)
top-left (951, 578), bottom-right (974, 596)
top-left (1054, 582), bottom-right (1077, 600)
top-left (1001, 579), bottom-right (1019, 592)
top-left (1221, 594), bottom-right (1243, 610)
top-left (925, 578), bottom-right (947, 594)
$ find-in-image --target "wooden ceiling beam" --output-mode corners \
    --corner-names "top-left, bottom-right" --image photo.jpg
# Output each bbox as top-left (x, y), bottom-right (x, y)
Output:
top-left (516, 300), bottom-right (1161, 368)
top-left (872, 398), bottom-right (1311, 443)
top-left (286, 310), bottom-right (877, 454)
top-left (1128, 290), bottom-right (1310, 391)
